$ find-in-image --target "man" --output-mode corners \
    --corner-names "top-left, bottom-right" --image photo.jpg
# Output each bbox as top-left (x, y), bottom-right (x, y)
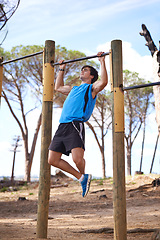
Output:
top-left (48, 52), bottom-right (108, 197)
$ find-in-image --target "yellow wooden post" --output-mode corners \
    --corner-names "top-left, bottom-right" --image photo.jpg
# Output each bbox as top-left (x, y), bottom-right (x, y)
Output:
top-left (37, 40), bottom-right (55, 239)
top-left (0, 58), bottom-right (3, 105)
top-left (111, 40), bottom-right (127, 240)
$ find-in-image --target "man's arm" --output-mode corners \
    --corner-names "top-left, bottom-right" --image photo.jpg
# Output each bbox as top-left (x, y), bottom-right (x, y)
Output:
top-left (55, 60), bottom-right (72, 95)
top-left (92, 52), bottom-right (108, 98)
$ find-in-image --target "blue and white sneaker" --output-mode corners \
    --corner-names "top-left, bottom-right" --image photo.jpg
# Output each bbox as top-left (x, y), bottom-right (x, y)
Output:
top-left (81, 174), bottom-right (92, 197)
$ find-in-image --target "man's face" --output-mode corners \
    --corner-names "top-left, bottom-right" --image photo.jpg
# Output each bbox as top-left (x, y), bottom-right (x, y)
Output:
top-left (80, 67), bottom-right (93, 82)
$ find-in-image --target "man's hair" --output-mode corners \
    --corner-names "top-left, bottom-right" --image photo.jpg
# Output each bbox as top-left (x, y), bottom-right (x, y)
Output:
top-left (81, 65), bottom-right (98, 84)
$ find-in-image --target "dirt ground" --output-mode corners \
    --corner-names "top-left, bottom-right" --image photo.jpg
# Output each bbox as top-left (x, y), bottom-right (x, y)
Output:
top-left (0, 174), bottom-right (160, 240)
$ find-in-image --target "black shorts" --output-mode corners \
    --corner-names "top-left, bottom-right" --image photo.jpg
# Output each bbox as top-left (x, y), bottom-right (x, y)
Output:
top-left (49, 121), bottom-right (85, 156)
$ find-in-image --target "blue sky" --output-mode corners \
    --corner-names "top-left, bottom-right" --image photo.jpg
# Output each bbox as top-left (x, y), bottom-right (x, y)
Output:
top-left (0, 0), bottom-right (160, 178)
top-left (2, 0), bottom-right (160, 55)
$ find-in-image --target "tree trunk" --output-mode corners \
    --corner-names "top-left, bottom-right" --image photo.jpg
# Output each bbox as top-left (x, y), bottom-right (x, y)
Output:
top-left (101, 149), bottom-right (106, 178)
top-left (153, 84), bottom-right (160, 136)
top-left (28, 113), bottom-right (42, 174)
top-left (140, 25), bottom-right (160, 136)
top-left (139, 118), bottom-right (146, 172)
top-left (24, 155), bottom-right (30, 182)
top-left (101, 126), bottom-right (106, 178)
top-left (127, 145), bottom-right (131, 175)
top-left (85, 121), bottom-right (106, 178)
top-left (152, 51), bottom-right (160, 137)
top-left (23, 130), bottom-right (32, 182)
top-left (150, 134), bottom-right (159, 173)
top-left (2, 90), bottom-right (31, 181)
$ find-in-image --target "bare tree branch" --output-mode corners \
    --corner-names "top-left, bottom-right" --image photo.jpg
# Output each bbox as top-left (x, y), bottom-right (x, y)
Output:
top-left (0, 0), bottom-right (20, 45)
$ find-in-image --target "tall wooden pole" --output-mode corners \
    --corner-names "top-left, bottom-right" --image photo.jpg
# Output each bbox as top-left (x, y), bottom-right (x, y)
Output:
top-left (111, 40), bottom-right (127, 240)
top-left (37, 40), bottom-right (55, 238)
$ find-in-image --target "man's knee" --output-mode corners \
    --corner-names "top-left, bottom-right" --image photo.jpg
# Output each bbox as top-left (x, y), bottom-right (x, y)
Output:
top-left (48, 151), bottom-right (61, 167)
top-left (48, 155), bottom-right (54, 165)
top-left (73, 155), bottom-right (84, 166)
top-left (48, 156), bottom-right (59, 167)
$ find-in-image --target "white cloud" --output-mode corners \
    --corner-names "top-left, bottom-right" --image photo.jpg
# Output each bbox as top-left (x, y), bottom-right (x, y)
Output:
top-left (97, 41), bottom-right (153, 81)
top-left (18, 0), bottom-right (159, 22)
top-left (11, 0), bottom-right (160, 41)
top-left (53, 0), bottom-right (159, 34)
top-left (122, 42), bottom-right (153, 80)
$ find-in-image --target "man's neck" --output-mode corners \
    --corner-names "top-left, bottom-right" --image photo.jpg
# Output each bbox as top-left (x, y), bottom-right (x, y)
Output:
top-left (81, 79), bottom-right (91, 85)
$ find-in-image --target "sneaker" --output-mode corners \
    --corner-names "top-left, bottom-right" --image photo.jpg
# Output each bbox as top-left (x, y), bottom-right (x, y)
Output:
top-left (81, 174), bottom-right (92, 197)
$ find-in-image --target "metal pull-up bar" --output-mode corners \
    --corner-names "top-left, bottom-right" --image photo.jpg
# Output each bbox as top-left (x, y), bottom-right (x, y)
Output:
top-left (1, 51), bottom-right (110, 67)
top-left (51, 51), bottom-right (110, 66)
top-left (1, 51), bottom-right (43, 65)
top-left (123, 81), bottom-right (160, 91)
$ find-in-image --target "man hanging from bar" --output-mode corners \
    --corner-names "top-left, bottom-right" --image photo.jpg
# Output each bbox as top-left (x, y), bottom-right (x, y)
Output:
top-left (48, 52), bottom-right (108, 197)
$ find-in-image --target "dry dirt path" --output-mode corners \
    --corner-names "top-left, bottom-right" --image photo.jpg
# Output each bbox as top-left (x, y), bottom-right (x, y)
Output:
top-left (0, 174), bottom-right (159, 240)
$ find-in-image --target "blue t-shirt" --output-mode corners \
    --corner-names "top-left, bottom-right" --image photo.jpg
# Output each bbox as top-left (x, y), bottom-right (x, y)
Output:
top-left (59, 83), bottom-right (97, 123)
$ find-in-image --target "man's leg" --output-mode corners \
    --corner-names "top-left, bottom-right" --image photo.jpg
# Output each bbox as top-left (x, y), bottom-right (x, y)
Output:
top-left (71, 147), bottom-right (92, 197)
top-left (71, 147), bottom-right (85, 174)
top-left (48, 150), bottom-right (82, 180)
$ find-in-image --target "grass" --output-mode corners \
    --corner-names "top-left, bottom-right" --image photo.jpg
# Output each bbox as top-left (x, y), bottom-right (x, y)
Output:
top-left (0, 187), bottom-right (8, 192)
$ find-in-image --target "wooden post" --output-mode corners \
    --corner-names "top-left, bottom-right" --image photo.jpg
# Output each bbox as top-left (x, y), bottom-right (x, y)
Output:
top-left (37, 40), bottom-right (55, 238)
top-left (111, 40), bottom-right (127, 240)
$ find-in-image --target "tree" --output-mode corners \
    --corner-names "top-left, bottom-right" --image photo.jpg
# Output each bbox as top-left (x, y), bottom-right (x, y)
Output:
top-left (0, 0), bottom-right (20, 45)
top-left (124, 70), bottom-right (154, 175)
top-left (85, 89), bottom-right (112, 178)
top-left (140, 24), bottom-right (160, 136)
top-left (1, 45), bottom-right (99, 181)
top-left (1, 45), bottom-right (43, 181)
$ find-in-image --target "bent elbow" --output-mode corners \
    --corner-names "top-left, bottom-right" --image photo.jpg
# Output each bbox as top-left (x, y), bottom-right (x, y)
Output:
top-left (101, 81), bottom-right (108, 90)
top-left (105, 81), bottom-right (108, 87)
top-left (54, 85), bottom-right (61, 92)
